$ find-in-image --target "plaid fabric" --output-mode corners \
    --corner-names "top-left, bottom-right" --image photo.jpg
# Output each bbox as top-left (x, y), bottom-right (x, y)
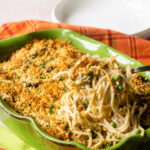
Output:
top-left (0, 20), bottom-right (150, 65)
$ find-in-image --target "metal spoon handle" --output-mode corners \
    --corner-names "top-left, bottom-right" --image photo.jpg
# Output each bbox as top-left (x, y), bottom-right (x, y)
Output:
top-left (132, 65), bottom-right (150, 73)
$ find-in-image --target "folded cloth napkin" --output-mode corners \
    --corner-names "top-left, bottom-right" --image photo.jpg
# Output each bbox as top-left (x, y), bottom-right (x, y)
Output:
top-left (0, 20), bottom-right (150, 150)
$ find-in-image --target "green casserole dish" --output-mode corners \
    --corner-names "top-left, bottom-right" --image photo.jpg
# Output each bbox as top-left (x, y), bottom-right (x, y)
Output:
top-left (0, 29), bottom-right (150, 150)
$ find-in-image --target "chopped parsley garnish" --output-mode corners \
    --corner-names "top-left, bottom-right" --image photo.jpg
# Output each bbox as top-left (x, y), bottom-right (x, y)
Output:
top-left (25, 65), bottom-right (29, 69)
top-left (41, 63), bottom-right (45, 68)
top-left (49, 104), bottom-right (55, 114)
top-left (49, 109), bottom-right (54, 114)
top-left (47, 67), bottom-right (53, 73)
top-left (62, 84), bottom-right (67, 92)
top-left (46, 124), bottom-right (50, 128)
top-left (115, 93), bottom-right (118, 98)
top-left (71, 96), bottom-right (74, 100)
top-left (73, 52), bottom-right (77, 58)
top-left (91, 131), bottom-right (98, 139)
top-left (88, 72), bottom-right (93, 79)
top-left (60, 77), bottom-right (65, 81)
top-left (26, 83), bottom-right (39, 88)
top-left (40, 76), bottom-right (46, 79)
top-left (50, 104), bottom-right (54, 109)
top-left (65, 124), bottom-right (69, 131)
top-left (69, 132), bottom-right (72, 137)
top-left (105, 143), bottom-right (111, 148)
top-left (32, 52), bottom-right (38, 59)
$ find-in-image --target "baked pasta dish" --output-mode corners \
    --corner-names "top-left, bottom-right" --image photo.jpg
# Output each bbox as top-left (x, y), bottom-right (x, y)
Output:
top-left (0, 39), bottom-right (150, 149)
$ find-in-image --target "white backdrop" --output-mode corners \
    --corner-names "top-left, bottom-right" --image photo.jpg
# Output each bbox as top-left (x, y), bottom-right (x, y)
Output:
top-left (0, 0), bottom-right (58, 25)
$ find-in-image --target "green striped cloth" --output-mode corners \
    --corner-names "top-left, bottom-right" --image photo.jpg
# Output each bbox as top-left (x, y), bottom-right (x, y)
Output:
top-left (0, 126), bottom-right (36, 150)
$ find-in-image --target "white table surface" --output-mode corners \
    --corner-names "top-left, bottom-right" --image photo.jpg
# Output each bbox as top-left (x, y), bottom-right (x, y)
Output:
top-left (0, 0), bottom-right (59, 25)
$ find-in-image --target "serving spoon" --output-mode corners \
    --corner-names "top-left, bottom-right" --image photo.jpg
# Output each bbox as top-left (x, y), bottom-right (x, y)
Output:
top-left (132, 65), bottom-right (150, 73)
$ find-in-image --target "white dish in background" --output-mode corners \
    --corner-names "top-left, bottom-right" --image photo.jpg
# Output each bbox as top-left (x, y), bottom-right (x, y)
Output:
top-left (52, 0), bottom-right (150, 35)
top-left (0, 0), bottom-right (58, 25)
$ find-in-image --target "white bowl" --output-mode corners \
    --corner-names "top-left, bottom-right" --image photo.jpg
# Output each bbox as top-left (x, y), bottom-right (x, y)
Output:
top-left (52, 0), bottom-right (150, 36)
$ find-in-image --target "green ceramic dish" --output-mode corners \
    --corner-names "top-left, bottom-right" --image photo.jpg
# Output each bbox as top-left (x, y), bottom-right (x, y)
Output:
top-left (0, 29), bottom-right (150, 150)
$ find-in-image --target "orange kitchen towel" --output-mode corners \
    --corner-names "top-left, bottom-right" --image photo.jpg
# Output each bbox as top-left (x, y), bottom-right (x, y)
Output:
top-left (0, 20), bottom-right (150, 65)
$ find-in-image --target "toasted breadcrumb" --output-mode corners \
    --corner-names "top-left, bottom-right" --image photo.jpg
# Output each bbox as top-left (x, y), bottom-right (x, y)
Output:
top-left (0, 39), bottom-right (83, 140)
top-left (130, 73), bottom-right (150, 95)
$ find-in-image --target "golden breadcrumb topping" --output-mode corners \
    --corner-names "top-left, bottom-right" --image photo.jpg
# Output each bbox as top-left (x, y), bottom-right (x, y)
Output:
top-left (130, 73), bottom-right (150, 95)
top-left (0, 39), bottom-right (83, 140)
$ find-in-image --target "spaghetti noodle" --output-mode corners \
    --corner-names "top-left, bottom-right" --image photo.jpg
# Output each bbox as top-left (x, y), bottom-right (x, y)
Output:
top-left (55, 54), bottom-right (147, 149)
